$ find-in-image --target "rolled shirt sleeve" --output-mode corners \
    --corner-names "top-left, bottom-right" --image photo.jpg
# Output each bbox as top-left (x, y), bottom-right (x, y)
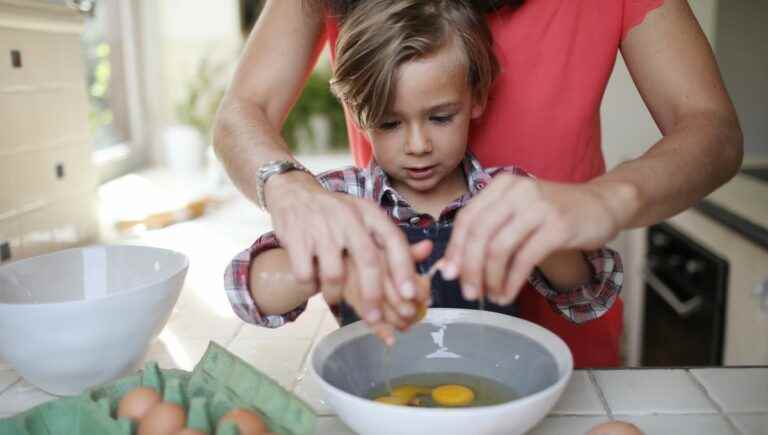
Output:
top-left (528, 247), bottom-right (624, 324)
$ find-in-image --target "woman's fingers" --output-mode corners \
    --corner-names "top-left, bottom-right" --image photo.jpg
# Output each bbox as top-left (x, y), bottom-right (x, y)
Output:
top-left (337, 203), bottom-right (388, 323)
top-left (359, 200), bottom-right (421, 300)
top-left (277, 212), bottom-right (317, 286)
top-left (372, 323), bottom-right (396, 347)
top-left (483, 206), bottom-right (545, 302)
top-left (442, 175), bottom-right (514, 278)
top-left (501, 224), bottom-right (563, 305)
top-left (315, 216), bottom-right (346, 303)
top-left (457, 198), bottom-right (518, 300)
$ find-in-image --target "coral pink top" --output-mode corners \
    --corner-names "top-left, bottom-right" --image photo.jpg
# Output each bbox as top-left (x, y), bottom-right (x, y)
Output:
top-left (323, 0), bottom-right (664, 367)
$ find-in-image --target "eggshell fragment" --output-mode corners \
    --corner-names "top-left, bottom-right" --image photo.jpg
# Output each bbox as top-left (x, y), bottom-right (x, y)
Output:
top-left (117, 387), bottom-right (162, 421)
top-left (587, 421), bottom-right (645, 435)
top-left (219, 408), bottom-right (268, 435)
top-left (138, 402), bottom-right (187, 435)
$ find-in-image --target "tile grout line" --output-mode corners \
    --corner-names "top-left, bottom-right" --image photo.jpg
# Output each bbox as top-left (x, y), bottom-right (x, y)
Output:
top-left (684, 369), bottom-right (743, 435)
top-left (587, 370), bottom-right (614, 420)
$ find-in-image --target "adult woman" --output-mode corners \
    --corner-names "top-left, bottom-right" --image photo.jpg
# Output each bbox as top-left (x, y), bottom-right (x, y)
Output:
top-left (213, 0), bottom-right (742, 366)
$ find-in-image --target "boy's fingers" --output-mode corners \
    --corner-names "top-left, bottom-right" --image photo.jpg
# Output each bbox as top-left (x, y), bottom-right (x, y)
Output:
top-left (409, 240), bottom-right (433, 263)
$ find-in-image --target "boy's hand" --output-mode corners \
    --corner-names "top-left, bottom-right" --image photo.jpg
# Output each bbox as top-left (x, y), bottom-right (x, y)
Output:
top-left (441, 174), bottom-right (630, 305)
top-left (266, 175), bottom-right (421, 325)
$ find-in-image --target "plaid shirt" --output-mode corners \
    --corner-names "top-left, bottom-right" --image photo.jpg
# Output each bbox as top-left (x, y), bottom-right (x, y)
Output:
top-left (224, 154), bottom-right (623, 328)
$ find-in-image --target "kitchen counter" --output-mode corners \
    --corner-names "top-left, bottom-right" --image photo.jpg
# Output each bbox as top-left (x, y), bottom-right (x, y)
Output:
top-left (1, 161), bottom-right (766, 434)
top-left (1, 300), bottom-right (766, 435)
top-left (694, 169), bottom-right (768, 251)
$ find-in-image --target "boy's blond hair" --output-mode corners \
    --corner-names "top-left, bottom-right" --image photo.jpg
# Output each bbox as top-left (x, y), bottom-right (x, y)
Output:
top-left (330, 0), bottom-right (499, 130)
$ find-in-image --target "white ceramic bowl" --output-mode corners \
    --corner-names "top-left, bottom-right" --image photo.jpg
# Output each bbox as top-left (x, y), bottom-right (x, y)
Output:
top-left (0, 245), bottom-right (188, 396)
top-left (311, 308), bottom-right (573, 435)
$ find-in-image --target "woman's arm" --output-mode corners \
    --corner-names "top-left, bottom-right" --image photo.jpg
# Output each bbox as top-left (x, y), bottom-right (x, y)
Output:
top-left (213, 0), bottom-right (422, 324)
top-left (213, 0), bottom-right (325, 202)
top-left (442, 0), bottom-right (742, 303)
top-left (592, 0), bottom-right (744, 228)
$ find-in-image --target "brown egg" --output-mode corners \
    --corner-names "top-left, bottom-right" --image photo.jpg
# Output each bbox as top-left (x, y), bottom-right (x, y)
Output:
top-left (138, 402), bottom-right (187, 435)
top-left (117, 387), bottom-right (162, 421)
top-left (219, 408), bottom-right (268, 435)
top-left (587, 421), bottom-right (645, 435)
top-left (175, 430), bottom-right (206, 435)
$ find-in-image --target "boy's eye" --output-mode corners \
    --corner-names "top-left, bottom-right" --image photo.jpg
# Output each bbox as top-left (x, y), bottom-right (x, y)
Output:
top-left (431, 114), bottom-right (455, 124)
top-left (378, 120), bottom-right (400, 131)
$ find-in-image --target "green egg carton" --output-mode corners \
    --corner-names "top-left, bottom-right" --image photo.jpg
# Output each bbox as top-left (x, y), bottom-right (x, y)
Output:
top-left (0, 342), bottom-right (316, 435)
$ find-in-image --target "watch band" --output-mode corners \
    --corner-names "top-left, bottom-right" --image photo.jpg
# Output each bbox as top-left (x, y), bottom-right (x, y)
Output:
top-left (255, 159), bottom-right (311, 210)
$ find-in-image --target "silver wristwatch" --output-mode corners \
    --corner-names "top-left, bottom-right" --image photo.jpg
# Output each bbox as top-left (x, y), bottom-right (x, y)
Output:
top-left (255, 159), bottom-right (312, 210)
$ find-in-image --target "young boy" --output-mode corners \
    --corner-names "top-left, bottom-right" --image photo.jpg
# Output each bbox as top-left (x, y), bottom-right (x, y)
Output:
top-left (224, 0), bottom-right (623, 340)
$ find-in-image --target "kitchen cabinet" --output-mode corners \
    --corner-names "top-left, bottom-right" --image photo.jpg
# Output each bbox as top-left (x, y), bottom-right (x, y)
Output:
top-left (0, 0), bottom-right (98, 263)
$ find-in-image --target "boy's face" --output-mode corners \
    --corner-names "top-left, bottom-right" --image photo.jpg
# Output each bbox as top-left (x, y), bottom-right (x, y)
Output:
top-left (366, 37), bottom-right (485, 196)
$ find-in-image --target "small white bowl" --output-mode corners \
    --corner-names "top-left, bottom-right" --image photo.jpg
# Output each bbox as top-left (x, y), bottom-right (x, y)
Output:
top-left (0, 245), bottom-right (188, 396)
top-left (311, 308), bottom-right (573, 435)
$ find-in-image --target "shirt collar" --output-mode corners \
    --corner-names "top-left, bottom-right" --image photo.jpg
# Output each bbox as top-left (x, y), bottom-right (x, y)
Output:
top-left (367, 152), bottom-right (491, 207)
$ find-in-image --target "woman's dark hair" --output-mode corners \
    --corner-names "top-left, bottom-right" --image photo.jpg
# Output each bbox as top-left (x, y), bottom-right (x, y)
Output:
top-left (326, 0), bottom-right (524, 16)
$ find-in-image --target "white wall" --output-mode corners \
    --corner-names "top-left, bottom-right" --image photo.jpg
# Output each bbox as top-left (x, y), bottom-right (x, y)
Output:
top-left (715, 1), bottom-right (768, 158)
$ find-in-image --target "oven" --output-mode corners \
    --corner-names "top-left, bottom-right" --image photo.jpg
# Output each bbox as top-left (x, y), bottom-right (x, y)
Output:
top-left (642, 222), bottom-right (730, 366)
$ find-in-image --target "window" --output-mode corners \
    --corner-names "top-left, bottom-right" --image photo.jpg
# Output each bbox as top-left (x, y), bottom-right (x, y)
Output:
top-left (77, 0), bottom-right (147, 181)
top-left (81, 1), bottom-right (128, 151)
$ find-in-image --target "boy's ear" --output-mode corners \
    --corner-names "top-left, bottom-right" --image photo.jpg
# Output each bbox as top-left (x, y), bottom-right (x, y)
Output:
top-left (470, 95), bottom-right (487, 119)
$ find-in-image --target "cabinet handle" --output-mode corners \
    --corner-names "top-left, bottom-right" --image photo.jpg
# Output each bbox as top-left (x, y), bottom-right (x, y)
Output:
top-left (644, 268), bottom-right (703, 318)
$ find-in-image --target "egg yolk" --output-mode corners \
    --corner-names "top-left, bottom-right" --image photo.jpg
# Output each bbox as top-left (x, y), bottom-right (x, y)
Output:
top-left (431, 384), bottom-right (475, 407)
top-left (374, 395), bottom-right (410, 406)
top-left (391, 385), bottom-right (432, 401)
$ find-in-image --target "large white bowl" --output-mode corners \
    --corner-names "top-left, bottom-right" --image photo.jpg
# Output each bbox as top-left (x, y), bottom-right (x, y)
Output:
top-left (311, 308), bottom-right (573, 435)
top-left (0, 245), bottom-right (188, 396)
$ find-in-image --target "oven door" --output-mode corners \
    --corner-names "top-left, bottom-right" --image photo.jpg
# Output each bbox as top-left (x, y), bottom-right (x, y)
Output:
top-left (642, 223), bottom-right (729, 367)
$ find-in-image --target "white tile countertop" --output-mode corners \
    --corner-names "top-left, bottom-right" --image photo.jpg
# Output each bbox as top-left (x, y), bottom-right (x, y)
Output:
top-left (1, 293), bottom-right (766, 435)
top-left (1, 160), bottom-right (767, 434)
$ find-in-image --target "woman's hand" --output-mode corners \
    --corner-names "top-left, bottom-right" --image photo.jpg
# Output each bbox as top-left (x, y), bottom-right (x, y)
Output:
top-left (441, 173), bottom-right (634, 305)
top-left (334, 240), bottom-right (433, 345)
top-left (265, 171), bottom-right (425, 326)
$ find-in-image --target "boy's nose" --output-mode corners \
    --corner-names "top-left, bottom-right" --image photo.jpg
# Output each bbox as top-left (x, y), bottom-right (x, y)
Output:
top-left (405, 127), bottom-right (433, 155)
